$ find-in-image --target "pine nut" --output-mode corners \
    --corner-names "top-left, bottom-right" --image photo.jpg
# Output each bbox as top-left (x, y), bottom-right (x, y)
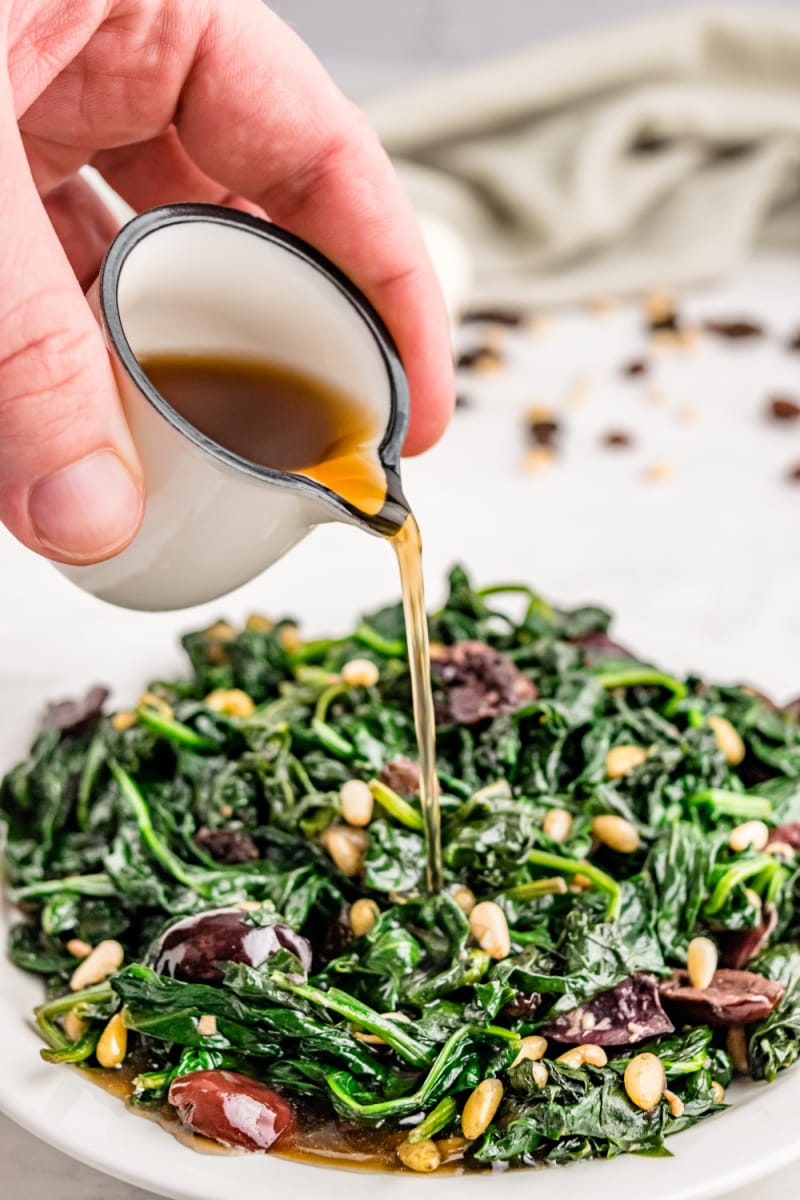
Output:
top-left (512, 1035), bottom-right (548, 1066)
top-left (556, 1044), bottom-right (608, 1069)
top-left (111, 712), bottom-right (135, 731)
top-left (204, 688), bottom-right (254, 718)
top-left (340, 780), bottom-right (374, 827)
top-left (66, 938), bottom-right (92, 959)
top-left (461, 1078), bottom-right (504, 1139)
top-left (571, 873), bottom-right (593, 891)
top-left (664, 1089), bottom-right (684, 1119)
top-left (63, 1011), bottom-right (88, 1042)
top-left (708, 716), bottom-right (745, 765)
top-left (687, 936), bottom-right (718, 990)
top-left (623, 1052), bottom-right (666, 1111)
top-left (397, 1138), bottom-right (441, 1173)
top-left (320, 825), bottom-right (367, 877)
top-left (592, 814), bottom-right (640, 853)
top-left (711, 1081), bottom-right (726, 1103)
top-left (767, 841), bottom-right (796, 861)
top-left (138, 691), bottom-right (173, 719)
top-left (204, 621), bottom-right (236, 642)
top-left (70, 939), bottom-right (124, 991)
top-left (350, 898), bottom-right (380, 937)
top-left (341, 659), bottom-right (380, 688)
top-left (353, 1030), bottom-right (386, 1045)
top-left (523, 445), bottom-right (555, 474)
top-left (605, 745), bottom-right (646, 778)
top-left (451, 885), bottom-right (476, 915)
top-left (96, 1011), bottom-right (127, 1068)
top-left (744, 887), bottom-right (763, 910)
top-left (727, 1025), bottom-right (749, 1075)
top-left (197, 1014), bottom-right (218, 1037)
top-left (278, 624), bottom-right (301, 653)
top-left (729, 820), bottom-right (769, 854)
top-left (529, 1061), bottom-right (549, 1088)
top-left (233, 900), bottom-right (263, 912)
top-left (543, 808), bottom-right (573, 843)
top-left (469, 901), bottom-right (511, 960)
top-left (245, 613), bottom-right (273, 633)
top-left (645, 290), bottom-right (675, 324)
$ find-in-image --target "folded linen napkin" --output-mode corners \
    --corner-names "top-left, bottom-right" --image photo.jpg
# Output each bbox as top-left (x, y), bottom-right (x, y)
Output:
top-left (363, 4), bottom-right (800, 307)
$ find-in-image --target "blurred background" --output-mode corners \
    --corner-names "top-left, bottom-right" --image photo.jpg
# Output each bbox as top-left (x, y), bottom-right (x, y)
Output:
top-left (270, 0), bottom-right (800, 84)
top-left (272, 1), bottom-right (772, 70)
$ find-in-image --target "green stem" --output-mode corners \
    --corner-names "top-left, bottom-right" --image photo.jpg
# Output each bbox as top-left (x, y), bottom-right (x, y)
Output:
top-left (12, 873), bottom-right (115, 902)
top-left (765, 864), bottom-right (790, 907)
top-left (326, 1025), bottom-right (516, 1123)
top-left (311, 719), bottom-right (355, 759)
top-left (314, 684), bottom-right (348, 724)
top-left (688, 789), bottom-right (772, 820)
top-left (704, 855), bottom-right (776, 915)
top-left (504, 877), bottom-right (569, 901)
top-left (271, 972), bottom-right (432, 1068)
top-left (477, 583), bottom-right (553, 622)
top-left (353, 622), bottom-right (406, 658)
top-left (111, 761), bottom-right (210, 893)
top-left (407, 1096), bottom-right (458, 1142)
top-left (76, 730), bottom-right (107, 831)
top-left (41, 1030), bottom-right (99, 1064)
top-left (134, 1068), bottom-right (172, 1092)
top-left (526, 849), bottom-right (621, 919)
top-left (289, 637), bottom-right (346, 665)
top-left (368, 780), bottom-right (424, 831)
top-left (593, 665), bottom-right (687, 699)
top-left (135, 707), bottom-right (219, 750)
top-left (35, 983), bottom-right (114, 1051)
top-left (455, 780), bottom-right (513, 824)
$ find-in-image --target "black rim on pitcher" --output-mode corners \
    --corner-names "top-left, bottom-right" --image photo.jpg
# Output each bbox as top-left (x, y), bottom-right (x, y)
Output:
top-left (99, 203), bottom-right (411, 536)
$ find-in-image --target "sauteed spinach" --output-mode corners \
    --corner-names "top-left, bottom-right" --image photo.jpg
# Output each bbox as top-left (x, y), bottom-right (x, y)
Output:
top-left (4, 568), bottom-right (800, 1170)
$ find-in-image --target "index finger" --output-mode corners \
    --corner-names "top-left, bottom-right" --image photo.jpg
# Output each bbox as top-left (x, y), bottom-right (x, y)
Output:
top-left (175, 1), bottom-right (454, 456)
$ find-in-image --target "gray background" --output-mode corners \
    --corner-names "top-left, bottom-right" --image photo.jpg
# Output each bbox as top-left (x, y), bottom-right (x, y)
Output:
top-left (270, 0), bottom-right (799, 82)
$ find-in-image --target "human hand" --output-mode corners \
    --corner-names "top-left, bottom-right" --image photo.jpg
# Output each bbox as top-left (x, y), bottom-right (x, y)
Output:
top-left (1, 0), bottom-right (453, 564)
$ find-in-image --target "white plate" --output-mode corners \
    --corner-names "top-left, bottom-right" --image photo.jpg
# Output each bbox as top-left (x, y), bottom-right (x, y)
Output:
top-left (3, 252), bottom-right (800, 1199)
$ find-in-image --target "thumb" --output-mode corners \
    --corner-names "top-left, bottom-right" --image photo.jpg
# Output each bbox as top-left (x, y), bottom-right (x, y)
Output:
top-left (0, 101), bottom-right (144, 565)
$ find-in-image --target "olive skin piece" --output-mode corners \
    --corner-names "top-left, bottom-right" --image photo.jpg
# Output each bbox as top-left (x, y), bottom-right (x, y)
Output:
top-left (659, 968), bottom-right (785, 1026)
top-left (169, 1070), bottom-right (295, 1151)
top-left (150, 907), bottom-right (312, 983)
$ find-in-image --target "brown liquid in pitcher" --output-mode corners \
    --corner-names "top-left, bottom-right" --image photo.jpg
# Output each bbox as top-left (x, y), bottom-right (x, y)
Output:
top-left (140, 353), bottom-right (387, 516)
top-left (139, 351), bottom-right (442, 892)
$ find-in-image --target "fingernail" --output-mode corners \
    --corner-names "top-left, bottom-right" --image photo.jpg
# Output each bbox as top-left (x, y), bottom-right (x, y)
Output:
top-left (29, 450), bottom-right (144, 562)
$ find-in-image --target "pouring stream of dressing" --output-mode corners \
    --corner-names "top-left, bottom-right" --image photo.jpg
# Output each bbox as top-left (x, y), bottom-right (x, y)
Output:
top-left (140, 352), bottom-right (443, 892)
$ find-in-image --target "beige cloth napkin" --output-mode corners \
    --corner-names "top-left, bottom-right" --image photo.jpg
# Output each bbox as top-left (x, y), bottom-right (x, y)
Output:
top-left (363, 4), bottom-right (800, 307)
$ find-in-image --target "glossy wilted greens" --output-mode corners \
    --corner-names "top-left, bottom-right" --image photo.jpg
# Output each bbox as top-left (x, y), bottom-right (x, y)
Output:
top-left (4, 566), bottom-right (800, 1169)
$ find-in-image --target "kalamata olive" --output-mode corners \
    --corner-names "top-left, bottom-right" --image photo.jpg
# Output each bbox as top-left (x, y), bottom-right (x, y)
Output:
top-left (544, 973), bottom-right (674, 1045)
top-left (570, 631), bottom-right (633, 661)
top-left (168, 1070), bottom-right (295, 1151)
top-left (768, 822), bottom-right (800, 850)
top-left (431, 641), bottom-right (536, 725)
top-left (150, 907), bottom-right (312, 983)
top-left (719, 907), bottom-right (778, 969)
top-left (379, 757), bottom-right (421, 795)
top-left (501, 991), bottom-right (542, 1021)
top-left (659, 968), bottom-right (785, 1026)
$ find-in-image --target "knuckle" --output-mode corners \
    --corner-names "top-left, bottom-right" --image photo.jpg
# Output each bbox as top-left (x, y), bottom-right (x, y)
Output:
top-left (0, 297), bottom-right (100, 437)
top-left (259, 127), bottom-right (355, 222)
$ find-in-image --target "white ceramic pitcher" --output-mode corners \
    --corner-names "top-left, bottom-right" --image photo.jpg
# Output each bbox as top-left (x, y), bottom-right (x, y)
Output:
top-left (59, 203), bottom-right (410, 611)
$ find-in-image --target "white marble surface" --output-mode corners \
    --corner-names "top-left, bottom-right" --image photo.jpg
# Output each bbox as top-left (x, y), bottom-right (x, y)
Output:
top-left (4, 250), bottom-right (800, 1196)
